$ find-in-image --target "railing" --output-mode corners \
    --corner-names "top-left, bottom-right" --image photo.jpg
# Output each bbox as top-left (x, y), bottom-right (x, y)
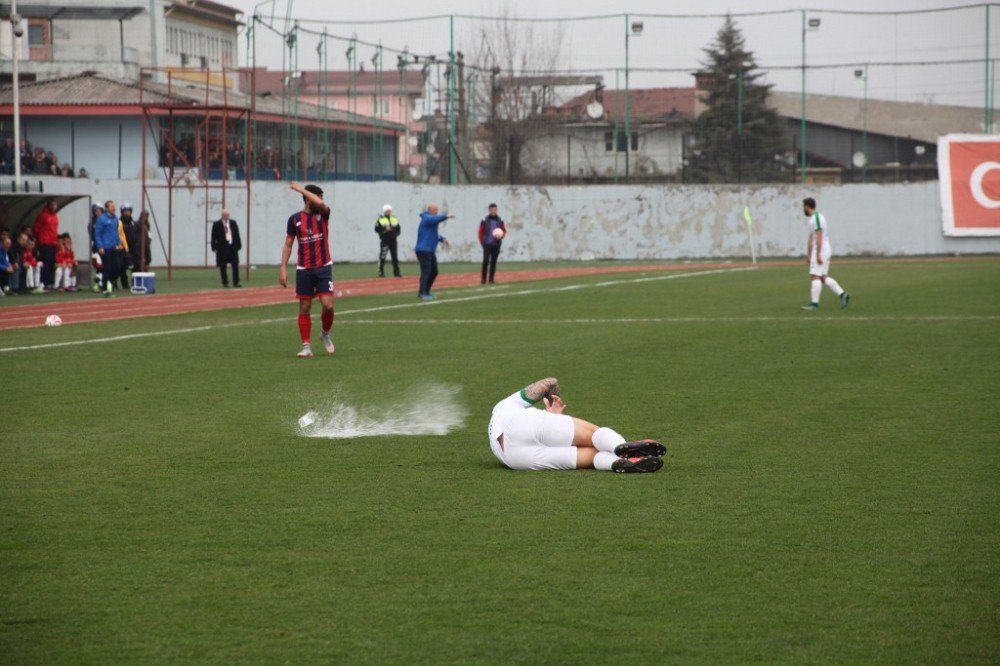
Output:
top-left (15, 43), bottom-right (141, 64)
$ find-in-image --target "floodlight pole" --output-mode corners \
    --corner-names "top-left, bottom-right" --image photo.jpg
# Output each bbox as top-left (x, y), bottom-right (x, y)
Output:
top-left (11, 0), bottom-right (21, 190)
top-left (987, 4), bottom-right (992, 133)
top-left (737, 68), bottom-right (744, 183)
top-left (862, 64), bottom-right (868, 181)
top-left (448, 15), bottom-right (457, 185)
top-left (800, 10), bottom-right (807, 184)
top-left (624, 13), bottom-right (631, 183)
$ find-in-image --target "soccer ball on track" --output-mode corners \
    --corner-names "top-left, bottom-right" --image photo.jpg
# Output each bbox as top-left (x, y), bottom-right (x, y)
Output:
top-left (45, 314), bottom-right (62, 327)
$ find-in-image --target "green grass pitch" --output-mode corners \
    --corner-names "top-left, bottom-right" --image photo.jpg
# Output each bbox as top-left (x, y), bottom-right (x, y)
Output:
top-left (2, 259), bottom-right (998, 662)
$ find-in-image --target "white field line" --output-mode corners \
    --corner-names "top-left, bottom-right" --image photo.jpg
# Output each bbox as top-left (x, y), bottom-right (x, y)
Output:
top-left (0, 267), bottom-right (750, 353)
top-left (2, 267), bottom-right (996, 352)
top-left (339, 316), bottom-right (1000, 324)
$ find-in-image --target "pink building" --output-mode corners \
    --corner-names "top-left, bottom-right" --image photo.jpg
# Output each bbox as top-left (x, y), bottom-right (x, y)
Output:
top-left (241, 68), bottom-right (426, 172)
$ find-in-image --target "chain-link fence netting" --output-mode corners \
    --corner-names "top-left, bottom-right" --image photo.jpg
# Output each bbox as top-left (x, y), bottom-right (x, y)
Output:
top-left (239, 4), bottom-right (997, 185)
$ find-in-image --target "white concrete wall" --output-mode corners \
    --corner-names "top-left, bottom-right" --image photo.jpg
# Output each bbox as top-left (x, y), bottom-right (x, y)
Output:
top-left (32, 176), bottom-right (1000, 267)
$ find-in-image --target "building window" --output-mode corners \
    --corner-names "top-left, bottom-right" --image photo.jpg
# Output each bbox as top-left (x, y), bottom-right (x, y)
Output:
top-left (26, 19), bottom-right (50, 61)
top-left (607, 130), bottom-right (639, 153)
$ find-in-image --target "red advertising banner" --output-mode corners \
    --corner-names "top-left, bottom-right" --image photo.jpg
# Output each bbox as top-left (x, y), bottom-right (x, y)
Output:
top-left (938, 134), bottom-right (1000, 236)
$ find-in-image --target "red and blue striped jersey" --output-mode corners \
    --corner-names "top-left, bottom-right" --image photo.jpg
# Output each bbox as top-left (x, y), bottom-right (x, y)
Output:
top-left (286, 206), bottom-right (332, 269)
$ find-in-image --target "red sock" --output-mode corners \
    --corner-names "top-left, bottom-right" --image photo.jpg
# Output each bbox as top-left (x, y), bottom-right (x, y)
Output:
top-left (298, 313), bottom-right (311, 343)
top-left (321, 308), bottom-right (334, 334)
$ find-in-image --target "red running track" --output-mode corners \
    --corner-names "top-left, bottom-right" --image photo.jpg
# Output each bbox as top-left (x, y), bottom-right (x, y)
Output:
top-left (0, 262), bottom-right (748, 330)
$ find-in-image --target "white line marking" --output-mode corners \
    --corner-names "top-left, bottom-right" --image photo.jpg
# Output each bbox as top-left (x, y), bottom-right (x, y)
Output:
top-left (2, 266), bottom-right (993, 352)
top-left (338, 316), bottom-right (1000, 324)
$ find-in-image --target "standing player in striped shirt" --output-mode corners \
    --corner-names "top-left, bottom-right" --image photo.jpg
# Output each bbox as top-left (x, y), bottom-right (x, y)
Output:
top-left (279, 182), bottom-right (336, 358)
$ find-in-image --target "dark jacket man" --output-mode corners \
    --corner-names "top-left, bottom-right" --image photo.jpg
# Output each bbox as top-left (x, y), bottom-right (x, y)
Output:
top-left (211, 210), bottom-right (242, 287)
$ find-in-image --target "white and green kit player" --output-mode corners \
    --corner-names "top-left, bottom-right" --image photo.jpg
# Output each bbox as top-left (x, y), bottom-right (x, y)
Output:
top-left (802, 197), bottom-right (850, 311)
top-left (488, 377), bottom-right (666, 473)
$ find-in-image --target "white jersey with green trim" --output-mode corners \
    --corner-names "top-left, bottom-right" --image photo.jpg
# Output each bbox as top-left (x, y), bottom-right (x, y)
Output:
top-left (488, 389), bottom-right (534, 460)
top-left (809, 212), bottom-right (829, 242)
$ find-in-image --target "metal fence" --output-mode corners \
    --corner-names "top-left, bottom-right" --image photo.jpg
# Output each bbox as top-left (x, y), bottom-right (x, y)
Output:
top-left (246, 4), bottom-right (997, 185)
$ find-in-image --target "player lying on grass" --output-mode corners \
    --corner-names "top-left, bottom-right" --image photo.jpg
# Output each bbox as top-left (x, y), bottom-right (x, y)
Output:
top-left (489, 377), bottom-right (665, 473)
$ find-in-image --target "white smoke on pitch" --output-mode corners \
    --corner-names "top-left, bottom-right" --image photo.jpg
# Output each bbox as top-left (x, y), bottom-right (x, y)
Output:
top-left (297, 382), bottom-right (466, 439)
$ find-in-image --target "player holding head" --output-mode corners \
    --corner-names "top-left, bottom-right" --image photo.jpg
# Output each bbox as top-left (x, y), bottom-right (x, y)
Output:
top-left (279, 182), bottom-right (335, 358)
top-left (801, 197), bottom-right (850, 311)
top-left (489, 377), bottom-right (666, 473)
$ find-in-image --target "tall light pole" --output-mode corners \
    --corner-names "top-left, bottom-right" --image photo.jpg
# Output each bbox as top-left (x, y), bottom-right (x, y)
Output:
top-left (986, 4), bottom-right (992, 133)
top-left (10, 0), bottom-right (22, 190)
top-left (800, 14), bottom-right (820, 184)
top-left (448, 15), bottom-right (456, 185)
top-left (854, 65), bottom-right (868, 182)
top-left (624, 16), bottom-right (642, 183)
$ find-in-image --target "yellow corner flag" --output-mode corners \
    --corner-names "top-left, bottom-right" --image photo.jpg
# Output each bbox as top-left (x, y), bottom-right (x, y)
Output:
top-left (743, 206), bottom-right (754, 227)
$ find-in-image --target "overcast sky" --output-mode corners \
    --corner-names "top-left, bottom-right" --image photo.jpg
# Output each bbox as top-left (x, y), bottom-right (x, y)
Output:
top-left (228, 0), bottom-right (997, 109)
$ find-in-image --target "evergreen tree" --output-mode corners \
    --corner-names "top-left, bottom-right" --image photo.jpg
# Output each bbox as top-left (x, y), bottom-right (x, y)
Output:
top-left (688, 16), bottom-right (789, 183)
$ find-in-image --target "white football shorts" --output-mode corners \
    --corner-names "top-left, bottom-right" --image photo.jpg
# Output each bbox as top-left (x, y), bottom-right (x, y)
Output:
top-left (489, 392), bottom-right (577, 471)
top-left (809, 242), bottom-right (832, 276)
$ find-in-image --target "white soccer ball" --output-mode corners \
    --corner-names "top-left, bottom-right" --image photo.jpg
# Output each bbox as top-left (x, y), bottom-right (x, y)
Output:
top-left (492, 228), bottom-right (505, 240)
top-left (45, 314), bottom-right (62, 327)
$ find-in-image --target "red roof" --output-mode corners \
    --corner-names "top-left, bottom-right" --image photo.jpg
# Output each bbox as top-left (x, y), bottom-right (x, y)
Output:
top-left (560, 87), bottom-right (696, 123)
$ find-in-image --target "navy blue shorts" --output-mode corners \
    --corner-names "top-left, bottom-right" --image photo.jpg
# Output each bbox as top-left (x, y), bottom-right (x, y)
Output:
top-left (296, 264), bottom-right (334, 299)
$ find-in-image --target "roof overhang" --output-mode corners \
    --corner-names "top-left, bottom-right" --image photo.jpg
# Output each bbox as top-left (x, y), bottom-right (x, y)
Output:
top-left (0, 3), bottom-right (145, 20)
top-left (0, 193), bottom-right (91, 229)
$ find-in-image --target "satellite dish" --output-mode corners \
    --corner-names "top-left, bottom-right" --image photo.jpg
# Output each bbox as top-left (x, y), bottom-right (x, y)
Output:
top-left (407, 135), bottom-right (419, 148)
top-left (852, 151), bottom-right (867, 168)
top-left (410, 108), bottom-right (423, 121)
top-left (586, 101), bottom-right (604, 120)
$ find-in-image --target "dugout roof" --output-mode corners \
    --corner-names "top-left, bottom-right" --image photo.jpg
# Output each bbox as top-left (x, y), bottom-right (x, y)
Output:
top-left (0, 194), bottom-right (91, 231)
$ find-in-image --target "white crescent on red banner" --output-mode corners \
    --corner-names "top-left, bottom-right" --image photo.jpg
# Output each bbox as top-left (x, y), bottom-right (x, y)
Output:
top-left (938, 134), bottom-right (1000, 236)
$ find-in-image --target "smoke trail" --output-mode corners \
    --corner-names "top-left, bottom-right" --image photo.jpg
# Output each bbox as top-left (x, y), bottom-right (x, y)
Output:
top-left (297, 382), bottom-right (467, 439)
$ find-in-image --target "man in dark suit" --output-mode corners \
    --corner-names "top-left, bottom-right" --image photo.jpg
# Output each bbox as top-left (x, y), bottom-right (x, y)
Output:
top-left (211, 209), bottom-right (242, 288)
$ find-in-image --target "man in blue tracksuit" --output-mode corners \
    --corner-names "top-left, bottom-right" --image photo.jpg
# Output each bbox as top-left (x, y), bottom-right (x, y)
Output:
top-left (414, 203), bottom-right (453, 300)
top-left (94, 200), bottom-right (122, 296)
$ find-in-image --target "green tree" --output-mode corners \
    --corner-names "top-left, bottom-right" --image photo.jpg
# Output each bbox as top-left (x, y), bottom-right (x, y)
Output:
top-left (688, 16), bottom-right (789, 183)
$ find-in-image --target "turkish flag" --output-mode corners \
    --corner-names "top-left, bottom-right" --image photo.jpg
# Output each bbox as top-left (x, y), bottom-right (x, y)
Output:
top-left (939, 135), bottom-right (1000, 236)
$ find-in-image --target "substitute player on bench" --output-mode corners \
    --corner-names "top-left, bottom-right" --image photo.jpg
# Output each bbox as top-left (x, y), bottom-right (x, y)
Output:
top-left (279, 182), bottom-right (335, 358)
top-left (489, 377), bottom-right (666, 473)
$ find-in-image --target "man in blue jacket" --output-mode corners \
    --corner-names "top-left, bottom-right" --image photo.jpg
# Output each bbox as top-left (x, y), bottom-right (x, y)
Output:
top-left (414, 203), bottom-right (453, 300)
top-left (94, 200), bottom-right (123, 297)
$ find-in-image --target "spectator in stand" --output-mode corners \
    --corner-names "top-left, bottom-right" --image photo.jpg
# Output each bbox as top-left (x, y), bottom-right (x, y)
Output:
top-left (0, 232), bottom-right (12, 295)
top-left (77, 168), bottom-right (89, 179)
top-left (22, 236), bottom-right (43, 293)
top-left (32, 198), bottom-right (60, 289)
top-left (0, 138), bottom-right (13, 174)
top-left (54, 233), bottom-right (77, 291)
top-left (210, 209), bottom-right (242, 288)
top-left (18, 140), bottom-right (33, 173)
top-left (94, 200), bottom-right (123, 297)
top-left (60, 163), bottom-right (74, 177)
